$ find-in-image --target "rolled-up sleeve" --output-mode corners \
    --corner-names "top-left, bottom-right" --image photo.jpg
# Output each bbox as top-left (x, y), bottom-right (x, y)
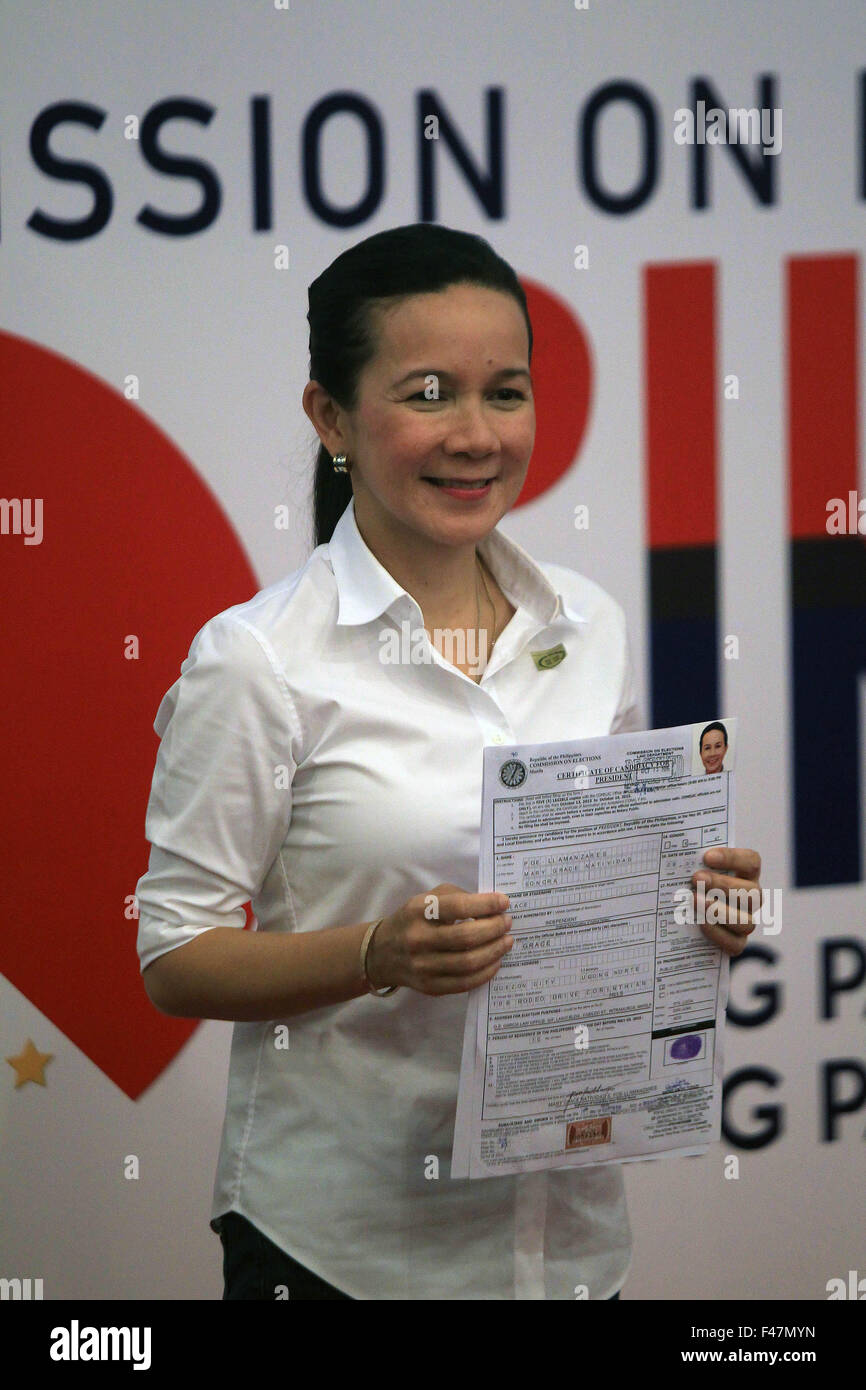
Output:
top-left (135, 612), bottom-right (296, 972)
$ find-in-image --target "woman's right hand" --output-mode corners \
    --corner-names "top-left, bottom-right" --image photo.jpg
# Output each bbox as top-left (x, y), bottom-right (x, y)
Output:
top-left (365, 883), bottom-right (514, 995)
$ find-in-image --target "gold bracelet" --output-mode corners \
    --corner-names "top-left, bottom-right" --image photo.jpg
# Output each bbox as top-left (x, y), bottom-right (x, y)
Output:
top-left (360, 918), bottom-right (398, 997)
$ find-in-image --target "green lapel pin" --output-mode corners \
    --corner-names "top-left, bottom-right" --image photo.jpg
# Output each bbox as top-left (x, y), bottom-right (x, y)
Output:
top-left (531, 642), bottom-right (567, 670)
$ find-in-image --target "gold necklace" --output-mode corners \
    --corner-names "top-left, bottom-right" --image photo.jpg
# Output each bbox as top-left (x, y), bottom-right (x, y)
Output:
top-left (475, 552), bottom-right (500, 655)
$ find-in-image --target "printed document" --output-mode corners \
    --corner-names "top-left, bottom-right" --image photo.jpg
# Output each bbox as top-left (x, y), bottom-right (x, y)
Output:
top-left (451, 720), bottom-right (736, 1179)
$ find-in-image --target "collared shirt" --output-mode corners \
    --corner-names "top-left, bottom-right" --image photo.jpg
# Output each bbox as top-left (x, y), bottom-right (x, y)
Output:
top-left (135, 496), bottom-right (642, 1300)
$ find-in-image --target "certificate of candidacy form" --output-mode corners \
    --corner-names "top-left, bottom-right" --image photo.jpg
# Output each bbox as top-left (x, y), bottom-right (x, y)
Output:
top-left (451, 719), bottom-right (737, 1180)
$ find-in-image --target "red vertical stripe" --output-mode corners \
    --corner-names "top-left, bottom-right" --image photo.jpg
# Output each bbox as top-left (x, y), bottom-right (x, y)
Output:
top-left (788, 255), bottom-right (859, 539)
top-left (645, 263), bottom-right (718, 549)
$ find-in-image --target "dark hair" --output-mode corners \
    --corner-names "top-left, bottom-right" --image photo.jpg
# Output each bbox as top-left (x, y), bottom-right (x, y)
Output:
top-left (307, 223), bottom-right (533, 548)
top-left (699, 721), bottom-right (728, 750)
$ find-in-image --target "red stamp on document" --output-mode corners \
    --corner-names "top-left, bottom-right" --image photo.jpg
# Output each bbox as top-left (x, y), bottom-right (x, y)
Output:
top-left (565, 1116), bottom-right (612, 1150)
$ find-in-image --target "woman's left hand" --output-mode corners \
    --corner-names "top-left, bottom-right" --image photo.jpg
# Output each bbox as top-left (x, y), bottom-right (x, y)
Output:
top-left (691, 847), bottom-right (762, 957)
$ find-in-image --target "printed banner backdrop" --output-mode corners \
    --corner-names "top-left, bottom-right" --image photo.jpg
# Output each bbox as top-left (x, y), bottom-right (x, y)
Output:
top-left (1, 0), bottom-right (864, 1300)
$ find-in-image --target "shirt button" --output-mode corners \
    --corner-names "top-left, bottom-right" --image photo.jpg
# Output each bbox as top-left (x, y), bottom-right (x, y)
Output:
top-left (490, 733), bottom-right (506, 744)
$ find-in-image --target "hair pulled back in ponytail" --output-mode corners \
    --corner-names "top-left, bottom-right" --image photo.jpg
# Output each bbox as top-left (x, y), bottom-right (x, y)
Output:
top-left (307, 223), bottom-right (532, 548)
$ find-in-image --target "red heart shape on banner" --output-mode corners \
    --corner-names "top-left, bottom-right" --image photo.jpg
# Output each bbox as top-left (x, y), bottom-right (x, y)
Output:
top-left (0, 331), bottom-right (259, 1100)
top-left (515, 278), bottom-right (592, 506)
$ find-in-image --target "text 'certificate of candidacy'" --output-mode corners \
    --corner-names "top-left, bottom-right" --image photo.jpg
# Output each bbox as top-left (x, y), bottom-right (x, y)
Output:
top-left (451, 720), bottom-right (737, 1180)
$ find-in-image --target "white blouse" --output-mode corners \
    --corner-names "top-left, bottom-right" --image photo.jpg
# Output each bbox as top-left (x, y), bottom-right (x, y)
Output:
top-left (135, 496), bottom-right (642, 1299)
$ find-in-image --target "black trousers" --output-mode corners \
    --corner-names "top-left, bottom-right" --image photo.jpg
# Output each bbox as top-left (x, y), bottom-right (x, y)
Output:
top-left (216, 1211), bottom-right (351, 1300)
top-left (216, 1211), bottom-right (621, 1300)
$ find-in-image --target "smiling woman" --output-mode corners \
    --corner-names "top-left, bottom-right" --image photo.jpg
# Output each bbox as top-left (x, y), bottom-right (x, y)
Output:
top-left (304, 279), bottom-right (532, 661)
top-left (307, 283), bottom-right (532, 521)
top-left (303, 226), bottom-right (537, 672)
top-left (699, 720), bottom-right (728, 774)
top-left (135, 221), bottom-right (761, 1303)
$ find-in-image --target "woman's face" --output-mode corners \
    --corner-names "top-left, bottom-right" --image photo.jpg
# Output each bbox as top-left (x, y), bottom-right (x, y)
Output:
top-left (701, 730), bottom-right (726, 773)
top-left (338, 283), bottom-right (535, 550)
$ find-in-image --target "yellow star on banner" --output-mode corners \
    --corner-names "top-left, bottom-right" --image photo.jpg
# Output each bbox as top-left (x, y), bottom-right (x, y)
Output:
top-left (6, 1039), bottom-right (54, 1088)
